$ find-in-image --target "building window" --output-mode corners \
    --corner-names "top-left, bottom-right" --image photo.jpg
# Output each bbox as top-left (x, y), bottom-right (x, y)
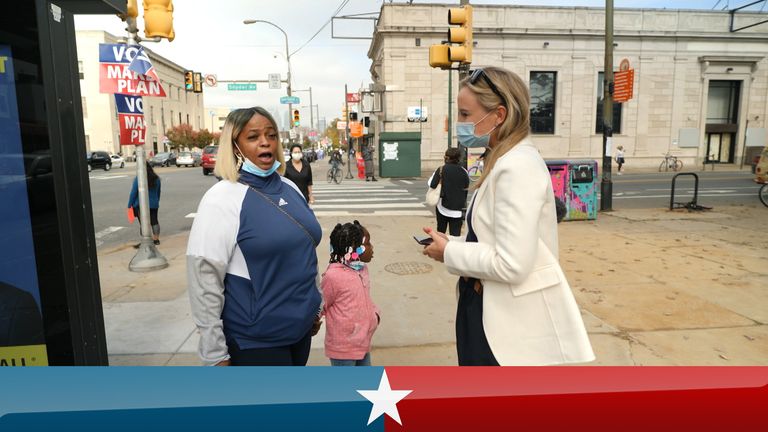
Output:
top-left (415, 38), bottom-right (421, 47)
top-left (81, 97), bottom-right (87, 118)
top-left (529, 71), bottom-right (556, 134)
top-left (78, 61), bottom-right (84, 79)
top-left (707, 80), bottom-right (740, 124)
top-left (186, 114), bottom-right (190, 125)
top-left (170, 110), bottom-right (174, 127)
top-left (150, 106), bottom-right (155, 125)
top-left (179, 112), bottom-right (182, 125)
top-left (596, 72), bottom-right (622, 134)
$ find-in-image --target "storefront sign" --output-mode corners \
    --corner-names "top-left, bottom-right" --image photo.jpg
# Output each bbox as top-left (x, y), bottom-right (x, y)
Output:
top-left (0, 45), bottom-right (48, 366)
top-left (115, 95), bottom-right (146, 145)
top-left (99, 44), bottom-right (167, 97)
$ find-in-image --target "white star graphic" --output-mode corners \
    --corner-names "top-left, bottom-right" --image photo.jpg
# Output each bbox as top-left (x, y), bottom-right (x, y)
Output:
top-left (357, 370), bottom-right (413, 426)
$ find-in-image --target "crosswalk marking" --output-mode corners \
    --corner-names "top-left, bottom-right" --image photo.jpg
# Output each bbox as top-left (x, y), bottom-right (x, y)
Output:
top-left (185, 213), bottom-right (197, 218)
top-left (311, 181), bottom-right (431, 217)
top-left (95, 226), bottom-right (124, 239)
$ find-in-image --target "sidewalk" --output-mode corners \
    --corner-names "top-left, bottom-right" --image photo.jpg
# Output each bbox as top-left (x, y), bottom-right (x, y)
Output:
top-left (100, 185), bottom-right (768, 366)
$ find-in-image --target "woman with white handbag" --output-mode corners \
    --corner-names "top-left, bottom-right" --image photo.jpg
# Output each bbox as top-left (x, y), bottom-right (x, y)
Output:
top-left (426, 147), bottom-right (469, 236)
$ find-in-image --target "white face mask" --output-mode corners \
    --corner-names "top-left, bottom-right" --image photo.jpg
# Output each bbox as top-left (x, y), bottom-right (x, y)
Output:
top-left (291, 153), bottom-right (302, 161)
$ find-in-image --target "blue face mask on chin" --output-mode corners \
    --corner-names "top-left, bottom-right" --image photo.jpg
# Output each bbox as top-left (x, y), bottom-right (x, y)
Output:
top-left (456, 111), bottom-right (498, 148)
top-left (242, 158), bottom-right (281, 177)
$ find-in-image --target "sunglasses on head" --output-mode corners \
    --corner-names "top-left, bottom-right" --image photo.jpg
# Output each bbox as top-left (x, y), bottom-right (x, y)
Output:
top-left (468, 68), bottom-right (506, 106)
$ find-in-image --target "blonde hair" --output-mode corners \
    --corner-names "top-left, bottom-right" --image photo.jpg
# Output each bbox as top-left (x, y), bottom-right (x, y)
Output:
top-left (214, 107), bottom-right (286, 182)
top-left (460, 67), bottom-right (530, 188)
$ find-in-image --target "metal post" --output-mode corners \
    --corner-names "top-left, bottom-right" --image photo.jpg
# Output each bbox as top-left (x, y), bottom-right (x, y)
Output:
top-left (126, 16), bottom-right (168, 272)
top-left (308, 86), bottom-right (314, 131)
top-left (448, 69), bottom-right (453, 149)
top-left (740, 119), bottom-right (749, 170)
top-left (600, 0), bottom-right (614, 212)
top-left (345, 83), bottom-right (353, 179)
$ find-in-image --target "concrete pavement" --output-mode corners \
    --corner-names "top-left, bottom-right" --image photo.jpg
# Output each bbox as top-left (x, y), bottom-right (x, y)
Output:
top-left (100, 174), bottom-right (768, 366)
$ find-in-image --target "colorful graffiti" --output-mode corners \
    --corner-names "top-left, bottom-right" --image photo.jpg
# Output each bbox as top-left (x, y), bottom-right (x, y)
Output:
top-left (546, 160), bottom-right (598, 221)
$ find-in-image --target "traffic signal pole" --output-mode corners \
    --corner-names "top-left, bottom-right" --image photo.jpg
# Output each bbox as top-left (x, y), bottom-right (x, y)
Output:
top-left (345, 83), bottom-right (353, 179)
top-left (600, 0), bottom-right (614, 211)
top-left (125, 16), bottom-right (168, 272)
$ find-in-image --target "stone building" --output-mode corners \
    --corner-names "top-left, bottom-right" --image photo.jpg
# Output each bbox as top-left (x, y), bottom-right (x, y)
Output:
top-left (367, 3), bottom-right (768, 172)
top-left (76, 31), bottom-right (205, 157)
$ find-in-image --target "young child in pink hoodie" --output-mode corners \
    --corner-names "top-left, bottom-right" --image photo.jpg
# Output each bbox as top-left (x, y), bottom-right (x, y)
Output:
top-left (321, 221), bottom-right (379, 366)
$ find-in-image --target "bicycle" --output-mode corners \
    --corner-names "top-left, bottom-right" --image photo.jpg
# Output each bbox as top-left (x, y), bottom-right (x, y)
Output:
top-left (759, 183), bottom-right (768, 208)
top-left (467, 159), bottom-right (484, 182)
top-left (659, 153), bottom-right (683, 172)
top-left (327, 164), bottom-right (343, 184)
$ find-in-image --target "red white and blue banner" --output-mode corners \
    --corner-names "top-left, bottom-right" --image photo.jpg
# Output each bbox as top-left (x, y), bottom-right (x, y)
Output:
top-left (115, 94), bottom-right (146, 146)
top-left (0, 367), bottom-right (766, 430)
top-left (99, 44), bottom-right (166, 97)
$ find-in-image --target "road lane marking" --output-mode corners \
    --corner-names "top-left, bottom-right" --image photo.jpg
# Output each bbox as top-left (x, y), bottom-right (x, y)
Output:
top-left (95, 226), bottom-right (124, 239)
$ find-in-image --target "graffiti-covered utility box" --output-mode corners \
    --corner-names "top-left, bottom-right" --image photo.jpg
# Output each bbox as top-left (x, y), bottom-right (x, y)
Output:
top-left (546, 160), bottom-right (598, 221)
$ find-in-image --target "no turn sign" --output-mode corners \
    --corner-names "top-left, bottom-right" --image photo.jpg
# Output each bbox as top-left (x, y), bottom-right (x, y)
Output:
top-left (204, 74), bottom-right (217, 87)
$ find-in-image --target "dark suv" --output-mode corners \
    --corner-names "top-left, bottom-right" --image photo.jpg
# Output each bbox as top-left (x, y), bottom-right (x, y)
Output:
top-left (86, 151), bottom-right (112, 172)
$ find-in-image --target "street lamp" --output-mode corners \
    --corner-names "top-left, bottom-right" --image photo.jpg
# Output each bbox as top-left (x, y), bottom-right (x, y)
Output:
top-left (243, 19), bottom-right (294, 141)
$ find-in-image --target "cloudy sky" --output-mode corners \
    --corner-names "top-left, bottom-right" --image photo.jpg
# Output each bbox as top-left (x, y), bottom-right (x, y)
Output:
top-left (74, 0), bottom-right (764, 129)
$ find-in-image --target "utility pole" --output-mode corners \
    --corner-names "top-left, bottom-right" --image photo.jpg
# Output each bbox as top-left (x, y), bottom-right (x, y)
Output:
top-left (345, 83), bottom-right (353, 179)
top-left (448, 70), bottom-right (453, 148)
top-left (600, 0), bottom-right (614, 211)
top-left (126, 16), bottom-right (168, 272)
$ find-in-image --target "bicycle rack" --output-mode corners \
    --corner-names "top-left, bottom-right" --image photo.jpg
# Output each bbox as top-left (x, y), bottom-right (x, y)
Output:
top-left (669, 173), bottom-right (712, 211)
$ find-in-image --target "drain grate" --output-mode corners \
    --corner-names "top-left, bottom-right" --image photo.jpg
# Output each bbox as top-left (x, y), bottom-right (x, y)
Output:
top-left (384, 261), bottom-right (433, 275)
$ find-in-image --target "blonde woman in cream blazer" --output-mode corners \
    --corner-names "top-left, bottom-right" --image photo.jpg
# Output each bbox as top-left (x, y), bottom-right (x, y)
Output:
top-left (422, 67), bottom-right (594, 366)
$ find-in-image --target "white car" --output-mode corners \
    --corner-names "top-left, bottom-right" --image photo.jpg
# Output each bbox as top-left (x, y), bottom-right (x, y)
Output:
top-left (176, 151), bottom-right (198, 167)
top-left (110, 154), bottom-right (125, 168)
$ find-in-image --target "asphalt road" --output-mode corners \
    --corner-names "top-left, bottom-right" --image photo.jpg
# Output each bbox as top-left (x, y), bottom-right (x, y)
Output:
top-left (89, 162), bottom-right (761, 250)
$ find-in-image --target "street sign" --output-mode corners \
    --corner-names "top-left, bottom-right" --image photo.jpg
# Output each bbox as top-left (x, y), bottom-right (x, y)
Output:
top-left (346, 92), bottom-right (361, 103)
top-left (407, 106), bottom-right (428, 122)
top-left (227, 83), bottom-right (257, 91)
top-left (204, 74), bottom-right (217, 87)
top-left (336, 121), bottom-right (347, 130)
top-left (280, 96), bottom-right (300, 104)
top-left (614, 69), bottom-right (635, 103)
top-left (268, 73), bottom-right (281, 90)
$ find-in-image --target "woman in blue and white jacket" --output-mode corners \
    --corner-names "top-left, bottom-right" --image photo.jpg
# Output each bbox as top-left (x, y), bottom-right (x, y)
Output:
top-left (187, 107), bottom-right (322, 366)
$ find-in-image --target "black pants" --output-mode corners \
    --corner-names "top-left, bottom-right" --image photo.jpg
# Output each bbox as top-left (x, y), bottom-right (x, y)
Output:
top-left (133, 206), bottom-right (160, 236)
top-left (456, 279), bottom-right (499, 366)
top-left (228, 330), bottom-right (312, 366)
top-left (436, 211), bottom-right (463, 237)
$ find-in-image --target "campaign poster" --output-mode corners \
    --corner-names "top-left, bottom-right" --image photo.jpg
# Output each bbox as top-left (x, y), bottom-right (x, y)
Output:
top-left (0, 45), bottom-right (48, 366)
top-left (115, 94), bottom-right (146, 145)
top-left (98, 43), bottom-right (166, 97)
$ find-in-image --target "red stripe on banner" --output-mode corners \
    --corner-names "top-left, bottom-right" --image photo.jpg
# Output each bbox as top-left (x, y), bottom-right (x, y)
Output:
top-left (384, 367), bottom-right (768, 430)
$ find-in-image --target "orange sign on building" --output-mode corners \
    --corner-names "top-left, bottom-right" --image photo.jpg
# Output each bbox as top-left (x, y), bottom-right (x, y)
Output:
top-left (613, 69), bottom-right (634, 103)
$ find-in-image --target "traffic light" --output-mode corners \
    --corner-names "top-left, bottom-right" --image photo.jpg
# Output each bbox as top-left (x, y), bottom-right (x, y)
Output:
top-left (184, 71), bottom-right (193, 91)
top-left (126, 0), bottom-right (138, 18)
top-left (193, 72), bottom-right (203, 93)
top-left (293, 110), bottom-right (300, 127)
top-left (341, 106), bottom-right (348, 121)
top-left (428, 5), bottom-right (473, 69)
top-left (349, 111), bottom-right (358, 121)
top-left (143, 0), bottom-right (175, 41)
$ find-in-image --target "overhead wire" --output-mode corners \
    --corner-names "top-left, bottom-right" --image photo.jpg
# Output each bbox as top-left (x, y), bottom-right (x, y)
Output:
top-left (289, 0), bottom-right (351, 57)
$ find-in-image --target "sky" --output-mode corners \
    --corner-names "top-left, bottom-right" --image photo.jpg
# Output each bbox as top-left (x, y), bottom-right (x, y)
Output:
top-left (74, 0), bottom-right (766, 130)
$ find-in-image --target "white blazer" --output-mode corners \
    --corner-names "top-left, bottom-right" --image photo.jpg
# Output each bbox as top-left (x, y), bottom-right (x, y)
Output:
top-left (444, 137), bottom-right (595, 366)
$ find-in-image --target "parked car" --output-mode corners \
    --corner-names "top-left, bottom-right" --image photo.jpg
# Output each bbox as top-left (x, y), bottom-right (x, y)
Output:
top-left (86, 151), bottom-right (112, 172)
top-left (176, 151), bottom-right (198, 167)
top-left (149, 152), bottom-right (176, 167)
top-left (110, 154), bottom-right (125, 168)
top-left (201, 145), bottom-right (218, 175)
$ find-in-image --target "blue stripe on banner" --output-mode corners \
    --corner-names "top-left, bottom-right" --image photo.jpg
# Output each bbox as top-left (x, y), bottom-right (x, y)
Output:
top-left (115, 94), bottom-right (143, 114)
top-left (0, 367), bottom-right (385, 431)
top-left (0, 401), bottom-right (382, 431)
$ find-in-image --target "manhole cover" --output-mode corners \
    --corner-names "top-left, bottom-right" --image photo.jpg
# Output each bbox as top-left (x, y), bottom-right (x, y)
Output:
top-left (384, 261), bottom-right (433, 275)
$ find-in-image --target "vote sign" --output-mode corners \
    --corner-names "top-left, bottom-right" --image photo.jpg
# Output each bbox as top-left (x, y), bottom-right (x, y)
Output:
top-left (115, 95), bottom-right (146, 145)
top-left (99, 44), bottom-right (167, 97)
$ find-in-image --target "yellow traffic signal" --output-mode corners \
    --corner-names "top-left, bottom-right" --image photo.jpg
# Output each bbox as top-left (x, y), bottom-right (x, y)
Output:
top-left (341, 106), bottom-right (348, 121)
top-left (293, 109), bottom-right (300, 127)
top-left (428, 4), bottom-right (473, 69)
top-left (448, 5), bottom-right (472, 64)
top-left (126, 0), bottom-right (138, 18)
top-left (184, 71), bottom-right (193, 91)
top-left (143, 0), bottom-right (175, 41)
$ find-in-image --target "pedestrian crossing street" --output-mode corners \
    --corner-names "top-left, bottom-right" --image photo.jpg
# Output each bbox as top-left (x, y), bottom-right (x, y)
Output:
top-left (311, 180), bottom-right (432, 217)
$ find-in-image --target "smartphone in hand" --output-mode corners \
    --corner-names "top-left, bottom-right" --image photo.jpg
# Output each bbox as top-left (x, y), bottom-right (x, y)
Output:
top-left (413, 235), bottom-right (434, 246)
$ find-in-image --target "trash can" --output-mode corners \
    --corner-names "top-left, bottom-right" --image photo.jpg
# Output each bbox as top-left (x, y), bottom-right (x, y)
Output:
top-left (546, 159), bottom-right (598, 221)
top-left (378, 132), bottom-right (421, 178)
